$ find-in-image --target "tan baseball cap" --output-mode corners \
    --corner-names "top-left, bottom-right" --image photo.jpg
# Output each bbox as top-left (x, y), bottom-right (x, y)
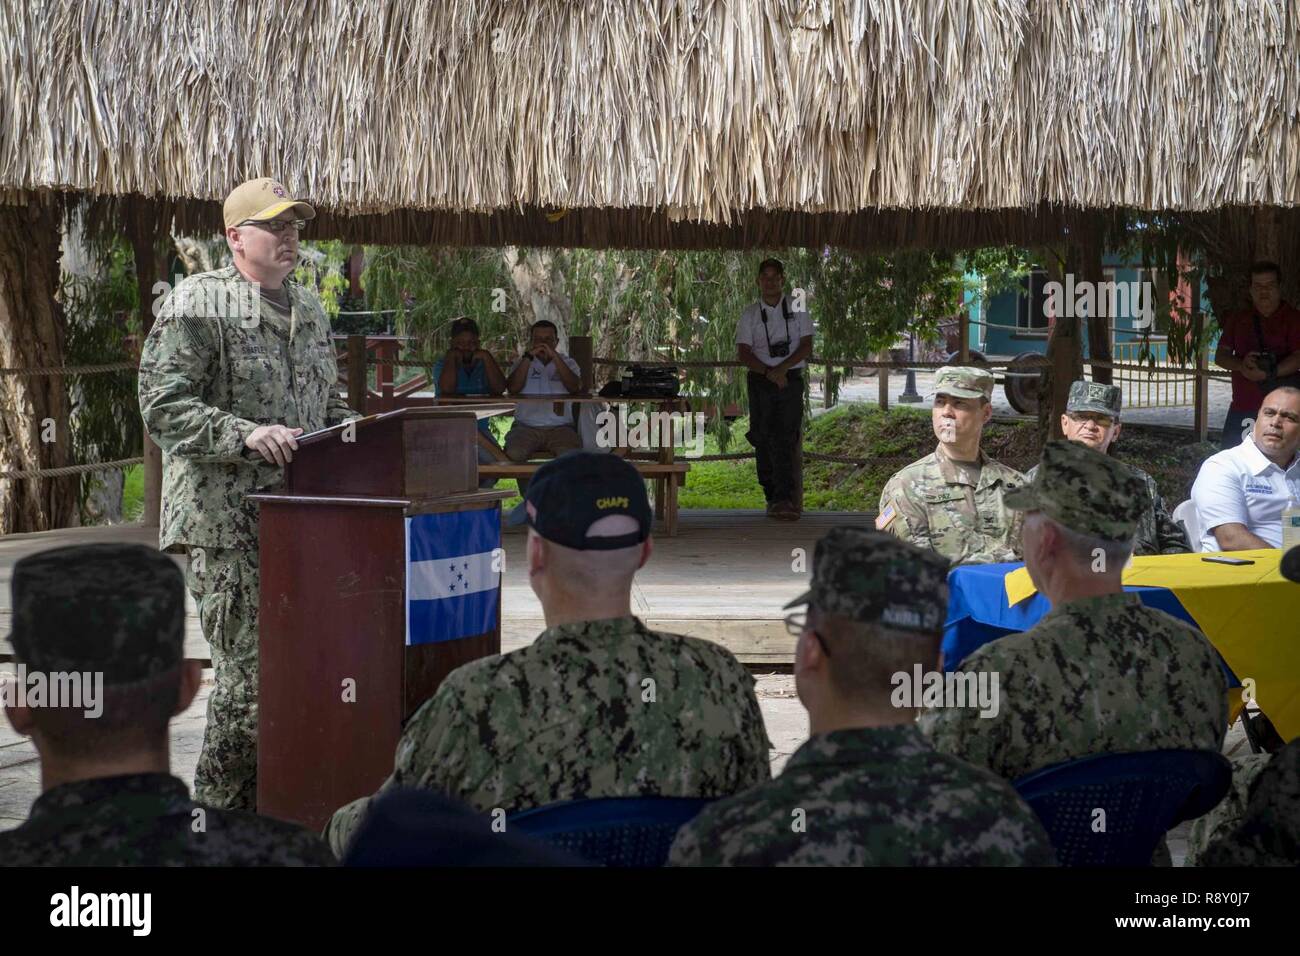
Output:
top-left (934, 366), bottom-right (994, 400)
top-left (223, 177), bottom-right (316, 230)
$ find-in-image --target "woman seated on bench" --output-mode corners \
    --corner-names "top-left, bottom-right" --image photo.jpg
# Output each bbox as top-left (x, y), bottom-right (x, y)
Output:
top-left (433, 317), bottom-right (508, 488)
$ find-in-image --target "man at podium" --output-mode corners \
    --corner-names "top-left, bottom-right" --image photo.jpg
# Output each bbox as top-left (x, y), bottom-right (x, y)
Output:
top-left (138, 177), bottom-right (357, 811)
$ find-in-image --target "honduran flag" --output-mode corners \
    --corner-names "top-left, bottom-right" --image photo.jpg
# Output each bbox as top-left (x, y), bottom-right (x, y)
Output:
top-left (405, 507), bottom-right (501, 645)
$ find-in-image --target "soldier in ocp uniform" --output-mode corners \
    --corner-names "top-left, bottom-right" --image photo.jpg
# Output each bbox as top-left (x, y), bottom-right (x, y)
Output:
top-left (0, 544), bottom-right (334, 865)
top-left (919, 441), bottom-right (1228, 863)
top-left (1024, 380), bottom-right (1190, 554)
top-left (137, 178), bottom-right (357, 810)
top-left (877, 366), bottom-right (1025, 563)
top-left (324, 452), bottom-right (772, 856)
top-left (668, 528), bottom-right (1054, 866)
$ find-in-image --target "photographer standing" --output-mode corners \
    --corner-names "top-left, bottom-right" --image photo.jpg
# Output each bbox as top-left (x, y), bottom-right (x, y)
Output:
top-left (736, 258), bottom-right (814, 520)
top-left (1214, 261), bottom-right (1300, 448)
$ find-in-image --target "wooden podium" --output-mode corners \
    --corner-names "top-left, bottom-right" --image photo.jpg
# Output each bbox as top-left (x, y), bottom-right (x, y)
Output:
top-left (248, 406), bottom-right (512, 830)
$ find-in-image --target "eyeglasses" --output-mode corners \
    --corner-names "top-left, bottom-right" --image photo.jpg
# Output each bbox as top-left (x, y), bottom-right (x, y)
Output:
top-left (783, 612), bottom-right (831, 657)
top-left (1065, 412), bottom-right (1114, 428)
top-left (241, 219), bottom-right (305, 235)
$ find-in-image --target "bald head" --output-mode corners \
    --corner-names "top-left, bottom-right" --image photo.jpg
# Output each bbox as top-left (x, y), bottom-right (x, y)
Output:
top-left (1253, 387), bottom-right (1300, 465)
top-left (526, 515), bottom-right (653, 623)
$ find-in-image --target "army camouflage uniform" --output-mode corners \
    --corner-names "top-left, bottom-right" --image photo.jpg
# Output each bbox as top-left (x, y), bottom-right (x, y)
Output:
top-left (0, 774), bottom-right (335, 866)
top-left (1185, 751), bottom-right (1273, 865)
top-left (920, 441), bottom-right (1228, 862)
top-left (326, 615), bottom-right (772, 856)
top-left (671, 527), bottom-right (1052, 866)
top-left (1196, 739), bottom-right (1300, 866)
top-left (1024, 380), bottom-right (1189, 555)
top-left (879, 449), bottom-right (1026, 564)
top-left (669, 725), bottom-right (1055, 866)
top-left (0, 542), bottom-right (335, 865)
top-left (138, 262), bottom-right (354, 810)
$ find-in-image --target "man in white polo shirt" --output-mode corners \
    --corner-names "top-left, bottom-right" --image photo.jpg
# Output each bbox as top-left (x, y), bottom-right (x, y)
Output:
top-left (1191, 386), bottom-right (1300, 551)
top-left (504, 319), bottom-right (583, 497)
top-left (736, 258), bottom-right (814, 520)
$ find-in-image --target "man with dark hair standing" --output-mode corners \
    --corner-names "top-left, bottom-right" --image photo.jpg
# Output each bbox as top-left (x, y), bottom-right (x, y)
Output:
top-left (1213, 261), bottom-right (1300, 449)
top-left (668, 528), bottom-right (1054, 867)
top-left (736, 258), bottom-right (814, 520)
top-left (0, 544), bottom-right (333, 865)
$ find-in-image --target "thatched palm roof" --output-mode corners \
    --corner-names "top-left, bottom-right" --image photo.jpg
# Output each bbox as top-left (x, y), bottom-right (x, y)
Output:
top-left (2, 1), bottom-right (1296, 247)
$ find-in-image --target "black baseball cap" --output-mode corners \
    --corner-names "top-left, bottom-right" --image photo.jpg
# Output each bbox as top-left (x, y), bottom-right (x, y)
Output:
top-left (525, 452), bottom-right (653, 550)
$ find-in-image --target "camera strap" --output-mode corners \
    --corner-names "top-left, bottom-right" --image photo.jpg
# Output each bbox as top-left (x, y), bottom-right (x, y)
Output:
top-left (760, 297), bottom-right (793, 352)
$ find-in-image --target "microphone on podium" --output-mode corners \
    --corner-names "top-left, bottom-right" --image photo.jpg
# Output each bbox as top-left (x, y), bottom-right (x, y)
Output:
top-left (1281, 544), bottom-right (1300, 584)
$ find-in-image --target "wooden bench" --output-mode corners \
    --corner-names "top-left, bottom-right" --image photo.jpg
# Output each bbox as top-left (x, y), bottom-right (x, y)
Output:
top-left (479, 457), bottom-right (690, 536)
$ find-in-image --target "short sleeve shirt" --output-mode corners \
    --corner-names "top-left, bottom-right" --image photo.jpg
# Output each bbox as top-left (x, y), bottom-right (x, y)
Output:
top-left (508, 353), bottom-right (582, 428)
top-left (1218, 303), bottom-right (1300, 412)
top-left (736, 298), bottom-right (814, 369)
top-left (1191, 435), bottom-right (1300, 549)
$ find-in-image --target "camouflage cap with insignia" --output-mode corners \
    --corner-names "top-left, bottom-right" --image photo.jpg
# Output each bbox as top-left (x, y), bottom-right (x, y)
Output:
top-left (1067, 380), bottom-right (1123, 419)
top-left (934, 366), bottom-right (994, 401)
top-left (783, 528), bottom-right (949, 633)
top-left (9, 544), bottom-right (185, 684)
top-left (1004, 439), bottom-right (1146, 541)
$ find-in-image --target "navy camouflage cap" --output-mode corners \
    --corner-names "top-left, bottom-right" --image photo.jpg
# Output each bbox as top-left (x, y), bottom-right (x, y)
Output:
top-left (934, 366), bottom-right (994, 401)
top-left (1004, 440), bottom-right (1146, 542)
top-left (9, 544), bottom-right (185, 684)
top-left (783, 528), bottom-right (949, 633)
top-left (1067, 380), bottom-right (1122, 419)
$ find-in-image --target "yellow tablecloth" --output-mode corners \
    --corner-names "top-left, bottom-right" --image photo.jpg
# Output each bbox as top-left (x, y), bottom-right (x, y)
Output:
top-left (1004, 551), bottom-right (1300, 741)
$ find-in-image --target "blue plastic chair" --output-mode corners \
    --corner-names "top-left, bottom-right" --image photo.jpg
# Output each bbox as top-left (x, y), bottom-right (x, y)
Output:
top-left (1012, 749), bottom-right (1232, 867)
top-left (508, 796), bottom-right (716, 867)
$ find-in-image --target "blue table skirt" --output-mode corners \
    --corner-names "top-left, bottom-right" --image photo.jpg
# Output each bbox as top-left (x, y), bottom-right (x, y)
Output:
top-left (944, 562), bottom-right (1239, 687)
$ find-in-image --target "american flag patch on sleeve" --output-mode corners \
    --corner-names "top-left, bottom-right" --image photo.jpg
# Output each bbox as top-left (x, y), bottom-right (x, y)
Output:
top-left (875, 503), bottom-right (896, 530)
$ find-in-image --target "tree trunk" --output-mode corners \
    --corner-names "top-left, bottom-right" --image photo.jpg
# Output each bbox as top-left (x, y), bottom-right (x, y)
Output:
top-left (1037, 248), bottom-right (1083, 443)
top-left (1078, 225), bottom-right (1112, 385)
top-left (0, 198), bottom-right (78, 532)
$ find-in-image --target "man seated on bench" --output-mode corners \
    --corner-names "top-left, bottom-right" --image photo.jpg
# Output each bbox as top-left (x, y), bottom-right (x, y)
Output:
top-left (433, 317), bottom-right (508, 489)
top-left (503, 320), bottom-right (584, 499)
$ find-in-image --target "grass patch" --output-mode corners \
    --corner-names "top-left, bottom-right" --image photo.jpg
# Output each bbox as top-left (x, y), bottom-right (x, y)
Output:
top-left (122, 464), bottom-right (144, 522)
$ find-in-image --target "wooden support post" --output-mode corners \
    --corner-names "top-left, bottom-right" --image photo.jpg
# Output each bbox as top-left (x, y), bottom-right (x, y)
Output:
top-left (570, 335), bottom-right (594, 392)
top-left (347, 335), bottom-right (367, 415)
top-left (1193, 310), bottom-right (1208, 443)
top-left (823, 361), bottom-right (834, 408)
top-left (127, 203), bottom-right (166, 528)
top-left (959, 311), bottom-right (970, 363)
top-left (878, 359), bottom-right (889, 410)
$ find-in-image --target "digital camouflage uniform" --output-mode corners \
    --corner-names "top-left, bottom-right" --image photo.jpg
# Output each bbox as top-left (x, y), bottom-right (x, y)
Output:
top-left (0, 543), bottom-right (335, 865)
top-left (877, 368), bottom-right (1025, 564)
top-left (1023, 381), bottom-right (1190, 555)
top-left (326, 615), bottom-right (772, 856)
top-left (671, 528), bottom-right (1054, 866)
top-left (1196, 738), bottom-right (1300, 866)
top-left (0, 774), bottom-right (335, 866)
top-left (138, 257), bottom-right (354, 810)
top-left (1185, 751), bottom-right (1273, 865)
top-left (919, 441), bottom-right (1228, 862)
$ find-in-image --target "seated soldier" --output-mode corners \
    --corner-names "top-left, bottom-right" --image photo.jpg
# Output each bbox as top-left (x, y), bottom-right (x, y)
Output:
top-left (920, 441), bottom-right (1228, 862)
top-left (325, 453), bottom-right (771, 856)
top-left (668, 528), bottom-right (1055, 867)
top-left (877, 367), bottom-right (1025, 564)
top-left (0, 544), bottom-right (334, 866)
top-left (1196, 737), bottom-right (1299, 866)
top-left (1025, 380), bottom-right (1189, 554)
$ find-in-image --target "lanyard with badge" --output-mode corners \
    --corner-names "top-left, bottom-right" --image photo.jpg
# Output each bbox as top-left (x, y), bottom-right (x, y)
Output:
top-left (760, 298), bottom-right (793, 358)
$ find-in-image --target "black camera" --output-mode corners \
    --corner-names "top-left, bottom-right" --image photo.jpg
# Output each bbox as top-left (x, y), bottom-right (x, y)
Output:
top-left (768, 340), bottom-right (790, 358)
top-left (1256, 350), bottom-right (1279, 377)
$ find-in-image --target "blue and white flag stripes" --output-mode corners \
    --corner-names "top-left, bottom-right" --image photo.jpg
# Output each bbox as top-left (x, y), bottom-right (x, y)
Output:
top-left (406, 507), bottom-right (501, 645)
